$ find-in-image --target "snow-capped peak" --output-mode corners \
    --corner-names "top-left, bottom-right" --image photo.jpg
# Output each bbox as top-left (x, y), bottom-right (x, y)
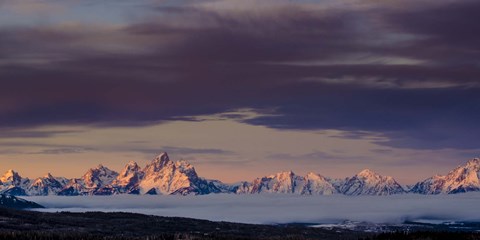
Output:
top-left (44, 173), bottom-right (54, 179)
top-left (111, 160), bottom-right (144, 193)
top-left (120, 161), bottom-right (141, 176)
top-left (82, 164), bottom-right (119, 188)
top-left (340, 169), bottom-right (405, 196)
top-left (145, 152), bottom-right (177, 172)
top-left (1, 169), bottom-right (22, 185)
top-left (411, 158), bottom-right (480, 194)
top-left (27, 173), bottom-right (65, 196)
top-left (237, 170), bottom-right (337, 195)
top-left (2, 169), bottom-right (18, 178)
top-left (357, 169), bottom-right (377, 177)
top-left (153, 152), bottom-right (170, 166)
top-left (268, 170), bottom-right (294, 179)
top-left (138, 152), bottom-right (218, 195)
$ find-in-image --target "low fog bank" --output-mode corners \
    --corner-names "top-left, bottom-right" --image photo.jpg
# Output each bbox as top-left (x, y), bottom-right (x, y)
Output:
top-left (24, 193), bottom-right (480, 225)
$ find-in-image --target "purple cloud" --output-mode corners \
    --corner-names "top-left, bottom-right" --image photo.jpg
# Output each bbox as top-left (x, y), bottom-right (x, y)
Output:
top-left (0, 0), bottom-right (479, 150)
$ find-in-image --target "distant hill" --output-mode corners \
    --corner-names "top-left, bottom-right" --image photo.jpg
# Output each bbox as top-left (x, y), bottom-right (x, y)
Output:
top-left (0, 194), bottom-right (43, 209)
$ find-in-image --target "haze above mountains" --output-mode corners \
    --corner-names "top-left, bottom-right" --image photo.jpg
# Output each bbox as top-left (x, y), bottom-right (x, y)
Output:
top-left (1, 153), bottom-right (479, 196)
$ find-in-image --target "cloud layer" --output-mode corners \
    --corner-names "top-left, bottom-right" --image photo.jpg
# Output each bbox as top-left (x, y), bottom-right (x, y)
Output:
top-left (26, 193), bottom-right (480, 224)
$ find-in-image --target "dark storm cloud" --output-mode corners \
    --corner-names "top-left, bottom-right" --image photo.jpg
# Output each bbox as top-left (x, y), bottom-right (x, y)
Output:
top-left (244, 87), bottom-right (480, 149)
top-left (385, 0), bottom-right (480, 62)
top-left (0, 0), bottom-right (479, 150)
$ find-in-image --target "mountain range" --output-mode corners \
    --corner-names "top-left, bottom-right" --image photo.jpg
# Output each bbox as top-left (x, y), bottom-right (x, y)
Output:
top-left (1, 152), bottom-right (479, 196)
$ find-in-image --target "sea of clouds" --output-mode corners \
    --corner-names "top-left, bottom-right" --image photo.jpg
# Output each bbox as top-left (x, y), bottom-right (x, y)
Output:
top-left (24, 193), bottom-right (480, 225)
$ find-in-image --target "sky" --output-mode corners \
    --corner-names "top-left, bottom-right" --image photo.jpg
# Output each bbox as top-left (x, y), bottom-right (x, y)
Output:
top-left (0, 0), bottom-right (479, 184)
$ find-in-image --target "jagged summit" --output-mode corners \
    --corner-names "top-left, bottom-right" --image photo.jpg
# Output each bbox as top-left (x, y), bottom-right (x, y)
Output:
top-left (1, 169), bottom-right (23, 186)
top-left (4, 169), bottom-right (16, 176)
top-left (27, 173), bottom-right (64, 196)
top-left (120, 161), bottom-right (141, 175)
top-left (112, 160), bottom-right (144, 194)
top-left (0, 169), bottom-right (30, 196)
top-left (82, 164), bottom-right (119, 189)
top-left (466, 158), bottom-right (480, 166)
top-left (152, 152), bottom-right (170, 166)
top-left (267, 170), bottom-right (295, 179)
top-left (411, 158), bottom-right (480, 194)
top-left (2, 169), bottom-right (19, 179)
top-left (126, 160), bottom-right (139, 166)
top-left (44, 173), bottom-right (54, 179)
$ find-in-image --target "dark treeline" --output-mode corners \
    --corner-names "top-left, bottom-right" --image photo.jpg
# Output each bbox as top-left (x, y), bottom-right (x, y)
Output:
top-left (0, 232), bottom-right (238, 240)
top-left (0, 208), bottom-right (366, 240)
top-left (1, 231), bottom-right (480, 240)
top-left (1, 207), bottom-right (480, 240)
top-left (364, 231), bottom-right (480, 240)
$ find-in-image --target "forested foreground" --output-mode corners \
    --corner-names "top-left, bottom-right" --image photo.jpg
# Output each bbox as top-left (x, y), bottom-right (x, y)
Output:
top-left (368, 231), bottom-right (480, 240)
top-left (0, 231), bottom-right (479, 240)
top-left (0, 208), bottom-right (367, 240)
top-left (0, 208), bottom-right (479, 240)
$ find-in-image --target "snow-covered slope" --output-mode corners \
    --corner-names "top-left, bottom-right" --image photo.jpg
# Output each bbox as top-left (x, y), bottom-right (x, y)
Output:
top-left (58, 179), bottom-right (85, 196)
top-left (237, 171), bottom-right (337, 195)
top-left (57, 165), bottom-right (119, 196)
top-left (26, 173), bottom-right (65, 196)
top-left (302, 172), bottom-right (338, 195)
top-left (410, 158), bottom-right (480, 194)
top-left (0, 170), bottom-right (30, 196)
top-left (82, 164), bottom-right (119, 189)
top-left (339, 169), bottom-right (406, 196)
top-left (238, 171), bottom-right (300, 194)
